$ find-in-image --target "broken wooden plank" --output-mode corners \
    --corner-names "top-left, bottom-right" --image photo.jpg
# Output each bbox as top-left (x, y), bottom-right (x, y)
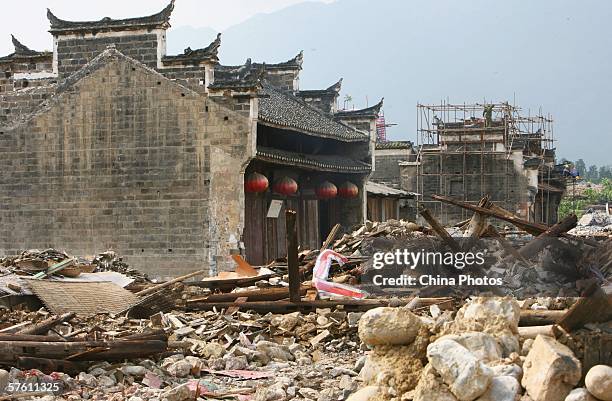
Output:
top-left (558, 281), bottom-right (612, 332)
top-left (433, 194), bottom-right (600, 247)
top-left (0, 334), bottom-right (66, 342)
top-left (16, 312), bottom-right (76, 336)
top-left (418, 204), bottom-right (461, 251)
top-left (0, 339), bottom-right (167, 362)
top-left (518, 214), bottom-right (578, 259)
top-left (225, 296), bottom-right (248, 316)
top-left (136, 269), bottom-right (208, 297)
top-left (465, 196), bottom-right (492, 238)
top-left (432, 194), bottom-right (547, 235)
top-left (187, 286), bottom-right (308, 304)
top-left (186, 299), bottom-right (390, 313)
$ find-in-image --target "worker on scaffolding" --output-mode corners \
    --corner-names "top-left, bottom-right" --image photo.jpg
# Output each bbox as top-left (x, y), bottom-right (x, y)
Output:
top-left (483, 104), bottom-right (494, 127)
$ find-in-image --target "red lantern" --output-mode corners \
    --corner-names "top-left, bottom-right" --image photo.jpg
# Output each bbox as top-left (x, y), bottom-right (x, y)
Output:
top-left (245, 172), bottom-right (269, 193)
top-left (338, 181), bottom-right (359, 198)
top-left (273, 176), bottom-right (298, 196)
top-left (316, 181), bottom-right (338, 199)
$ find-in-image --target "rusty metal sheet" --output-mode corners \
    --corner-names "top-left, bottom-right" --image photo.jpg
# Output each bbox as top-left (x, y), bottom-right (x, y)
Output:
top-left (24, 279), bottom-right (140, 316)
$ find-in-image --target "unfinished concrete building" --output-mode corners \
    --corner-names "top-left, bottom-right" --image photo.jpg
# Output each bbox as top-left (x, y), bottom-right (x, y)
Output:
top-left (402, 102), bottom-right (564, 225)
top-left (0, 1), bottom-right (377, 277)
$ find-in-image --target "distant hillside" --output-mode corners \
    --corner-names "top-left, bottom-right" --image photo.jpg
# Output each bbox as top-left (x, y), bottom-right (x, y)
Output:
top-left (167, 0), bottom-right (612, 165)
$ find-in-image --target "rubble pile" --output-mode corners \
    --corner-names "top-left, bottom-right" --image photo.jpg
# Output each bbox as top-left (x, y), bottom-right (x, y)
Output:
top-left (0, 249), bottom-right (149, 285)
top-left (331, 220), bottom-right (429, 256)
top-left (569, 211), bottom-right (612, 238)
top-left (350, 297), bottom-right (611, 401)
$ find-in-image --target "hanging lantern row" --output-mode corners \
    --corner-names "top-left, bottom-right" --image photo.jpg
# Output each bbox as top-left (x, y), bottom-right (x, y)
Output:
top-left (245, 172), bottom-right (359, 199)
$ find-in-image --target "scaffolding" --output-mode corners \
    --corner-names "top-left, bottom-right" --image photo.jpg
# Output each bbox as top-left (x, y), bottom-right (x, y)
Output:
top-left (415, 100), bottom-right (556, 225)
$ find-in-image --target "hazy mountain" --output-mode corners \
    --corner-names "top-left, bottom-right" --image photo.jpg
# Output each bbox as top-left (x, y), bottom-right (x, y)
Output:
top-left (167, 0), bottom-right (612, 165)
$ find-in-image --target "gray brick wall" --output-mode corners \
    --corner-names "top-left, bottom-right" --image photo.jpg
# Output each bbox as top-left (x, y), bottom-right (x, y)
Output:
top-left (56, 34), bottom-right (159, 77)
top-left (419, 152), bottom-right (529, 225)
top-left (0, 58), bottom-right (251, 278)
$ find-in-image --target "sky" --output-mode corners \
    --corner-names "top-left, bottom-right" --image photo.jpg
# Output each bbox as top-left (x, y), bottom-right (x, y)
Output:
top-left (0, 0), bottom-right (334, 54)
top-left (0, 0), bottom-right (610, 166)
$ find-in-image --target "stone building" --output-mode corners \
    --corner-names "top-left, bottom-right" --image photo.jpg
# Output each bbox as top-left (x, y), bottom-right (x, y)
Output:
top-left (371, 140), bottom-right (415, 189)
top-left (0, 1), bottom-right (376, 277)
top-left (405, 102), bottom-right (564, 226)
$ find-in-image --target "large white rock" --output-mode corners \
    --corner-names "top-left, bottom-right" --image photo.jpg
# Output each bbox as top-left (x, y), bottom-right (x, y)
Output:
top-left (585, 365), bottom-right (612, 401)
top-left (439, 332), bottom-right (502, 362)
top-left (358, 307), bottom-right (423, 346)
top-left (427, 338), bottom-right (493, 401)
top-left (476, 376), bottom-right (521, 401)
top-left (521, 335), bottom-right (581, 401)
top-left (0, 369), bottom-right (8, 393)
top-left (490, 364), bottom-right (523, 382)
top-left (346, 386), bottom-right (380, 401)
top-left (564, 388), bottom-right (598, 401)
top-left (455, 297), bottom-right (521, 333)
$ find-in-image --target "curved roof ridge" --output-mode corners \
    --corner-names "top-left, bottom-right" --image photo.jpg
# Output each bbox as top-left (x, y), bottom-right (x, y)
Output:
top-left (47, 0), bottom-right (174, 32)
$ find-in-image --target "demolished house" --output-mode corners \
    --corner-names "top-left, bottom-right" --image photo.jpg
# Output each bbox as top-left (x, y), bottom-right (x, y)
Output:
top-left (0, 1), bottom-right (379, 277)
top-left (399, 102), bottom-right (565, 226)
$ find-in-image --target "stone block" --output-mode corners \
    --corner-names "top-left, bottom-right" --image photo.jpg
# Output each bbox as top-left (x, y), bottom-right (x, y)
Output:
top-left (521, 335), bottom-right (581, 401)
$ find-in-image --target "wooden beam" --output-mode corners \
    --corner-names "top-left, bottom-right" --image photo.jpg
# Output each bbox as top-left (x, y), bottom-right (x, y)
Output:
top-left (0, 339), bottom-right (167, 361)
top-left (558, 281), bottom-right (612, 332)
top-left (518, 214), bottom-right (578, 259)
top-left (16, 312), bottom-right (76, 336)
top-left (465, 196), bottom-right (491, 238)
top-left (432, 194), bottom-right (601, 247)
top-left (286, 209), bottom-right (301, 303)
top-left (187, 286), bottom-right (308, 304)
top-left (418, 204), bottom-right (461, 251)
top-left (519, 309), bottom-right (566, 326)
top-left (432, 194), bottom-right (546, 235)
top-left (136, 269), bottom-right (208, 297)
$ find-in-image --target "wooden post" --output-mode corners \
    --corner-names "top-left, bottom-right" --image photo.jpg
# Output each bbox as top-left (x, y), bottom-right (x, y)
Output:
top-left (465, 196), bottom-right (491, 238)
top-left (418, 205), bottom-right (461, 251)
top-left (285, 209), bottom-right (301, 303)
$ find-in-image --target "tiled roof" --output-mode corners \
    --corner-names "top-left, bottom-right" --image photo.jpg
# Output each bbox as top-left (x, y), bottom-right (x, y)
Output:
top-left (0, 35), bottom-right (51, 63)
top-left (210, 52), bottom-right (304, 90)
top-left (258, 82), bottom-right (368, 142)
top-left (47, 0), bottom-right (174, 33)
top-left (366, 181), bottom-right (417, 197)
top-left (335, 98), bottom-right (384, 119)
top-left (253, 51), bottom-right (303, 71)
top-left (297, 78), bottom-right (342, 97)
top-left (256, 146), bottom-right (370, 173)
top-left (209, 59), bottom-right (264, 90)
top-left (375, 140), bottom-right (413, 150)
top-left (163, 33), bottom-right (221, 64)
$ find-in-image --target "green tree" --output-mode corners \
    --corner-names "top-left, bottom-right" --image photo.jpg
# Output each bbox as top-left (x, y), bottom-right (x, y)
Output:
top-left (587, 165), bottom-right (599, 182)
